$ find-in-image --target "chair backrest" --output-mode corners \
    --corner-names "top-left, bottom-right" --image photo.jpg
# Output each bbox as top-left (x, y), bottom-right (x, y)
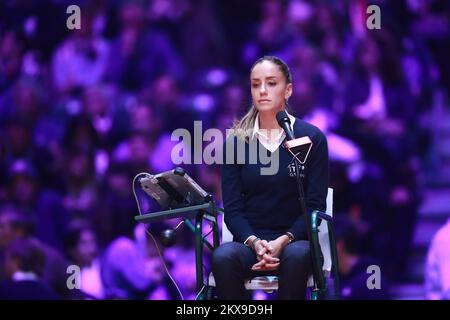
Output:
top-left (221, 188), bottom-right (333, 273)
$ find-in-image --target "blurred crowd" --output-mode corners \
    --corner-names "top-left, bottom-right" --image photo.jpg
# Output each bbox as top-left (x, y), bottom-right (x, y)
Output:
top-left (0, 0), bottom-right (449, 299)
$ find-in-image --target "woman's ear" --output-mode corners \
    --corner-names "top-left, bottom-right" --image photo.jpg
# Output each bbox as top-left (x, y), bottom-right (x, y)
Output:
top-left (285, 83), bottom-right (292, 100)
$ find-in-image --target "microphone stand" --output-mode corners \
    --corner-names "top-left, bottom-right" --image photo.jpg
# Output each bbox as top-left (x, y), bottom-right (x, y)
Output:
top-left (290, 150), bottom-right (326, 299)
top-left (277, 111), bottom-right (327, 298)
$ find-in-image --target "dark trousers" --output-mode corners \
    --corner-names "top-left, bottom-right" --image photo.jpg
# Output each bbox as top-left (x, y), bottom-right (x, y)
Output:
top-left (211, 240), bottom-right (312, 300)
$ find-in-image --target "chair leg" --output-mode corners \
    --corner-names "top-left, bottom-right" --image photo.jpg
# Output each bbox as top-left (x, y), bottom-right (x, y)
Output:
top-left (311, 286), bottom-right (327, 300)
top-left (310, 213), bottom-right (327, 298)
top-left (327, 220), bottom-right (341, 299)
top-left (196, 285), bottom-right (215, 300)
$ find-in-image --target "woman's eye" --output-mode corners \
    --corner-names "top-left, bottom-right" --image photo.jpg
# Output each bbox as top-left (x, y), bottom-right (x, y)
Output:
top-left (252, 83), bottom-right (259, 88)
top-left (268, 82), bottom-right (276, 86)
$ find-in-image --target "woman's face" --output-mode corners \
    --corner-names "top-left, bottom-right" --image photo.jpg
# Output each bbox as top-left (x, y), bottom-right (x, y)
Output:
top-left (250, 60), bottom-right (292, 113)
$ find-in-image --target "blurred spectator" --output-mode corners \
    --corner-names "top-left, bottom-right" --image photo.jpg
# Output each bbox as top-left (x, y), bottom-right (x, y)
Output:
top-left (409, 0), bottom-right (450, 89)
top-left (62, 150), bottom-right (99, 220)
top-left (425, 217), bottom-right (450, 300)
top-left (4, 161), bottom-right (69, 251)
top-left (2, 121), bottom-right (35, 169)
top-left (334, 215), bottom-right (391, 300)
top-left (112, 131), bottom-right (154, 174)
top-left (64, 220), bottom-right (104, 299)
top-left (104, 1), bottom-right (184, 91)
top-left (128, 102), bottom-right (161, 139)
top-left (0, 30), bottom-right (24, 92)
top-left (139, 75), bottom-right (194, 133)
top-left (176, 0), bottom-right (229, 74)
top-left (0, 0), bottom-right (68, 62)
top-left (1, 118), bottom-right (56, 182)
top-left (284, 44), bottom-right (332, 117)
top-left (81, 85), bottom-right (117, 147)
top-left (0, 238), bottom-right (60, 300)
top-left (100, 223), bottom-right (168, 299)
top-left (0, 208), bottom-right (70, 298)
top-left (77, 84), bottom-right (131, 148)
top-left (63, 116), bottom-right (101, 153)
top-left (52, 6), bottom-right (110, 94)
top-left (92, 162), bottom-right (137, 247)
top-left (241, 0), bottom-right (297, 67)
top-left (164, 241), bottom-right (198, 299)
top-left (215, 81), bottom-right (247, 134)
top-left (0, 77), bottom-right (38, 128)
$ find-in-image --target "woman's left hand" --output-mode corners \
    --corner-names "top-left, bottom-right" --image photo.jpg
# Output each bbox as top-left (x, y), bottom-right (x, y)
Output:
top-left (266, 235), bottom-right (290, 259)
top-left (251, 235), bottom-right (290, 271)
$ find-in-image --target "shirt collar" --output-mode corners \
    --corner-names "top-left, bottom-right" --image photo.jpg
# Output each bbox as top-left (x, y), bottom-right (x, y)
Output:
top-left (252, 111), bottom-right (296, 140)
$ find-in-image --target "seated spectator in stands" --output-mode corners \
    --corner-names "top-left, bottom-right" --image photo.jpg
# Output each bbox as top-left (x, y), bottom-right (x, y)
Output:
top-left (92, 162), bottom-right (136, 247)
top-left (138, 75), bottom-right (194, 134)
top-left (64, 220), bottom-right (104, 299)
top-left (80, 84), bottom-right (129, 149)
top-left (62, 149), bottom-right (100, 221)
top-left (101, 223), bottom-right (167, 299)
top-left (0, 30), bottom-right (24, 93)
top-left (215, 81), bottom-right (247, 135)
top-left (128, 103), bottom-right (161, 142)
top-left (111, 131), bottom-right (154, 174)
top-left (334, 216), bottom-right (391, 300)
top-left (63, 116), bottom-right (101, 154)
top-left (104, 1), bottom-right (184, 91)
top-left (425, 217), bottom-right (450, 300)
top-left (0, 238), bottom-right (60, 300)
top-left (0, 208), bottom-right (71, 298)
top-left (241, 0), bottom-right (296, 67)
top-left (1, 118), bottom-right (58, 189)
top-left (52, 6), bottom-right (110, 93)
top-left (5, 161), bottom-right (69, 252)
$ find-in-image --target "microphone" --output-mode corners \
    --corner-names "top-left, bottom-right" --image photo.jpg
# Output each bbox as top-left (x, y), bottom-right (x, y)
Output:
top-left (276, 111), bottom-right (295, 141)
top-left (276, 110), bottom-right (313, 164)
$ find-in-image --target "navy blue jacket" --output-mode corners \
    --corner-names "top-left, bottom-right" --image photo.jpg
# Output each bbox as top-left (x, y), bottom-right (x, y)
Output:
top-left (221, 118), bottom-right (329, 242)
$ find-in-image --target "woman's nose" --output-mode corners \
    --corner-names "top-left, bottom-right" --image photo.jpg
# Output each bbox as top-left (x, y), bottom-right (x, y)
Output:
top-left (259, 84), bottom-right (267, 95)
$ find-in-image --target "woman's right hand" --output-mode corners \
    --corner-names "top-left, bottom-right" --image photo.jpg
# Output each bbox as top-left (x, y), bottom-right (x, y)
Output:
top-left (252, 239), bottom-right (280, 271)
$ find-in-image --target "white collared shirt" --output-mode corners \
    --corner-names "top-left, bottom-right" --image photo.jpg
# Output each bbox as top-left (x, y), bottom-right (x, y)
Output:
top-left (252, 111), bottom-right (296, 152)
